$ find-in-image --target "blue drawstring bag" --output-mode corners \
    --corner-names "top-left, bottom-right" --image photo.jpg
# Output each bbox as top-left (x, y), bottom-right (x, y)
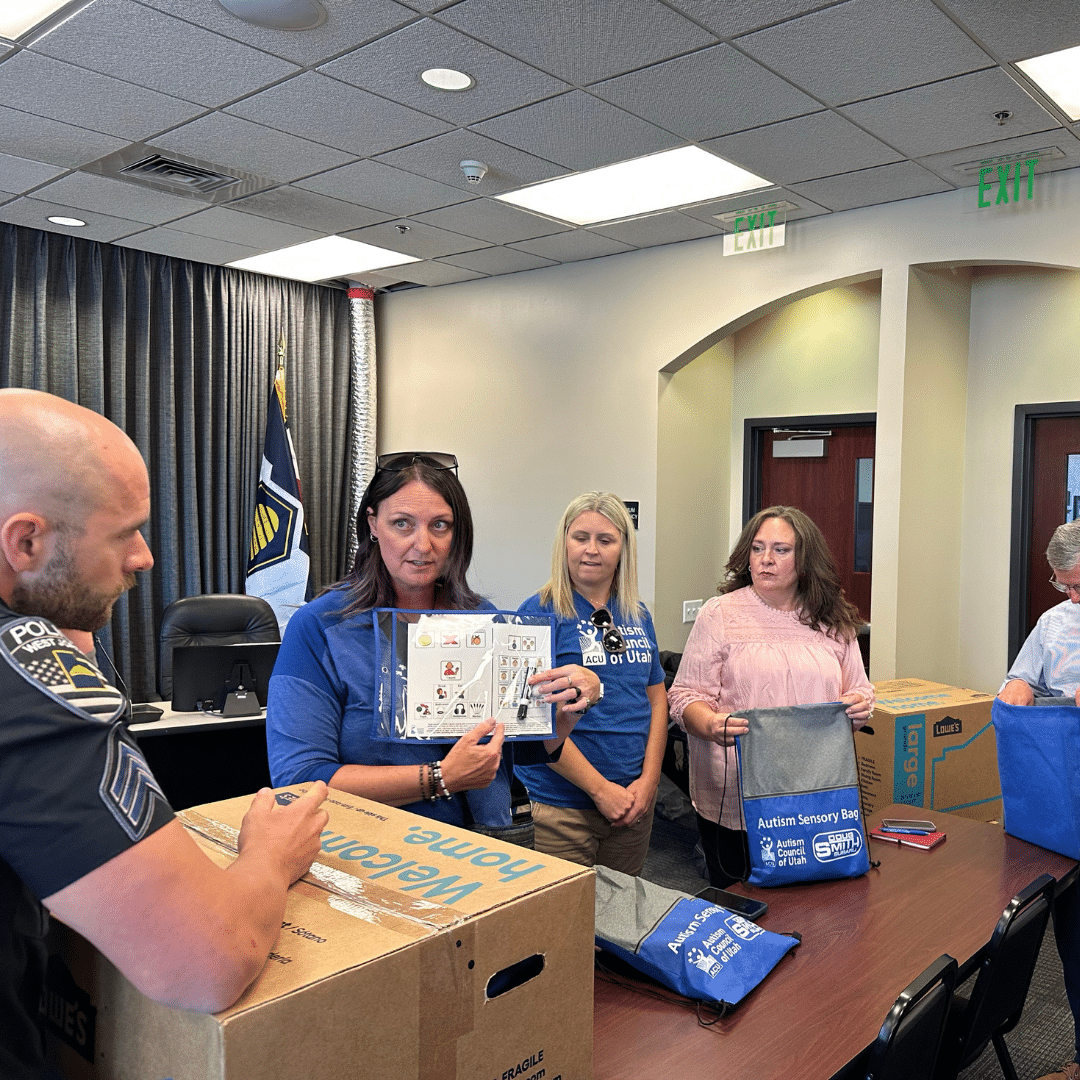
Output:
top-left (992, 697), bottom-right (1080, 859)
top-left (594, 868), bottom-right (799, 1010)
top-left (737, 702), bottom-right (869, 887)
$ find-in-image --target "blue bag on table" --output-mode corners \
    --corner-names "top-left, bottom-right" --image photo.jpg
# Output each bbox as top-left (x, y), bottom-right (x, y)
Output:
top-left (992, 697), bottom-right (1080, 859)
top-left (594, 867), bottom-right (799, 1009)
top-left (737, 702), bottom-right (869, 887)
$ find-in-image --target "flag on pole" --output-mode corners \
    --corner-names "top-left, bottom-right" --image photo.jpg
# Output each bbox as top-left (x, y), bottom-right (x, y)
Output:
top-left (246, 338), bottom-right (312, 630)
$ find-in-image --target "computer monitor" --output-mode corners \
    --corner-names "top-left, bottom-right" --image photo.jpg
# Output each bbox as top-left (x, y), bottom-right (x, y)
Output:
top-left (170, 641), bottom-right (280, 715)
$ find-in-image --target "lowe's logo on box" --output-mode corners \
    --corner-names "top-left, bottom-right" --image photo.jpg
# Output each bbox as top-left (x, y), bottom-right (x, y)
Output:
top-left (933, 716), bottom-right (962, 737)
top-left (812, 829), bottom-right (863, 862)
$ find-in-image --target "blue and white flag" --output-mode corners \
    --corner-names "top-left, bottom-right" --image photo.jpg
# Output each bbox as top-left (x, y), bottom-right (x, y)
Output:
top-left (246, 365), bottom-right (312, 630)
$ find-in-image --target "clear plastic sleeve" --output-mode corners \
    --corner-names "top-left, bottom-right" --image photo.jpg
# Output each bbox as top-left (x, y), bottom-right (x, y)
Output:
top-left (372, 609), bottom-right (556, 743)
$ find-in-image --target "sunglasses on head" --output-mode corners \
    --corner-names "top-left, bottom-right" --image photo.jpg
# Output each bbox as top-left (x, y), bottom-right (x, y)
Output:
top-left (376, 452), bottom-right (458, 474)
top-left (591, 608), bottom-right (626, 654)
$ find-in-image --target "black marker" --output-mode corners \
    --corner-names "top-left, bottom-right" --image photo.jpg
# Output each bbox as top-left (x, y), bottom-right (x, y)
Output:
top-left (516, 665), bottom-right (534, 719)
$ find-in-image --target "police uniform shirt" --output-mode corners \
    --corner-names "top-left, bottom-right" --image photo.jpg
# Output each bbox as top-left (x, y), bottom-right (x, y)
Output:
top-left (0, 604), bottom-right (173, 1079)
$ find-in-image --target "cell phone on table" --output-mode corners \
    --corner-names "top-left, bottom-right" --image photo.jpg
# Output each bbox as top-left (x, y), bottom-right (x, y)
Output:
top-left (696, 886), bottom-right (768, 921)
top-left (880, 818), bottom-right (935, 833)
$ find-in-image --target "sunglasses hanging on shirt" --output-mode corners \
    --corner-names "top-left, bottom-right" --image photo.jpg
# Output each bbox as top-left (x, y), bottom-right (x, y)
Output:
top-left (591, 607), bottom-right (627, 654)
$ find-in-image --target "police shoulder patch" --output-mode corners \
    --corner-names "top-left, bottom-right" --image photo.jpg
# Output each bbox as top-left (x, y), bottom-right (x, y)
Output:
top-left (99, 727), bottom-right (167, 841)
top-left (0, 615), bottom-right (125, 723)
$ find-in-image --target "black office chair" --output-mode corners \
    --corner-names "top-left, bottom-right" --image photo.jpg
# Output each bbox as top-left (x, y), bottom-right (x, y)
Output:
top-left (933, 873), bottom-right (1057, 1080)
top-left (864, 953), bottom-right (958, 1080)
top-left (158, 594), bottom-right (280, 701)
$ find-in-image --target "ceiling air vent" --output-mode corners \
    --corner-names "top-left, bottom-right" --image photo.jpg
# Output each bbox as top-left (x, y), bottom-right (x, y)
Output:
top-left (120, 154), bottom-right (240, 194)
top-left (81, 143), bottom-right (274, 205)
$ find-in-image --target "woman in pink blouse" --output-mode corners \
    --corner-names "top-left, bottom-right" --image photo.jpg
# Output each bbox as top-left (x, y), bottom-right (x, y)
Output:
top-left (668, 506), bottom-right (874, 887)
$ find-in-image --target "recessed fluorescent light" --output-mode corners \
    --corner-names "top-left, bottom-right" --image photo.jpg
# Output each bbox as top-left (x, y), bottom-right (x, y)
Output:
top-left (420, 68), bottom-right (475, 91)
top-left (495, 146), bottom-right (771, 226)
top-left (1017, 45), bottom-right (1080, 121)
top-left (0, 0), bottom-right (85, 39)
top-left (228, 235), bottom-right (419, 283)
top-left (48, 215), bottom-right (86, 227)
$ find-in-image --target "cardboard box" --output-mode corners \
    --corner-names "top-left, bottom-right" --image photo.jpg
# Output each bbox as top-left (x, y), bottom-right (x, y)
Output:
top-left (856, 678), bottom-right (1001, 822)
top-left (45, 788), bottom-right (595, 1080)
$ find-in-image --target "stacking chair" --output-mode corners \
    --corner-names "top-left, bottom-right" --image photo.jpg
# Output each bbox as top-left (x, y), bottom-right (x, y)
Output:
top-left (933, 873), bottom-right (1057, 1080)
top-left (158, 593), bottom-right (280, 701)
top-left (864, 954), bottom-right (958, 1080)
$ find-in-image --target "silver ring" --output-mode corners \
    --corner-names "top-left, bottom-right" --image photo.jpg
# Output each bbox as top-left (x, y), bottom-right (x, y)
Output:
top-left (566, 676), bottom-right (573, 690)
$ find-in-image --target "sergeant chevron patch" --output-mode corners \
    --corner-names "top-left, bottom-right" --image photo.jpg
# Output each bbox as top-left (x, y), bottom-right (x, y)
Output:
top-left (100, 728), bottom-right (167, 841)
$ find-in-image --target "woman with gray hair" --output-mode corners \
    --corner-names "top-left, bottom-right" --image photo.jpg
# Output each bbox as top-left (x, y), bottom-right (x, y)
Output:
top-left (999, 519), bottom-right (1080, 706)
top-left (516, 492), bottom-right (668, 874)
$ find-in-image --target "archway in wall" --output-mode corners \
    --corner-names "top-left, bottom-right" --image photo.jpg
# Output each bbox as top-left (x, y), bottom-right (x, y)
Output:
top-left (654, 276), bottom-right (882, 655)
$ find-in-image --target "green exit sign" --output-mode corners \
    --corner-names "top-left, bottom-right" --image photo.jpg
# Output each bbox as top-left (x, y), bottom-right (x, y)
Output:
top-left (977, 157), bottom-right (1039, 208)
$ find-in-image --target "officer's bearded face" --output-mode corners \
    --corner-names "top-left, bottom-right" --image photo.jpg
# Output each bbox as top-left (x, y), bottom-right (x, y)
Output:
top-left (9, 530), bottom-right (130, 632)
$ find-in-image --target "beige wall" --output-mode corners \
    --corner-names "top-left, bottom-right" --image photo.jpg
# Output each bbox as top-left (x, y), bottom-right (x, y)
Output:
top-left (727, 280), bottom-right (881, 551)
top-left (655, 339), bottom-right (732, 650)
top-left (377, 166), bottom-right (1080, 686)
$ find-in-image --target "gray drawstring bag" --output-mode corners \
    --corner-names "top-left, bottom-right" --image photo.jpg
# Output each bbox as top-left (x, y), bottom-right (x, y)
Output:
top-left (736, 702), bottom-right (870, 887)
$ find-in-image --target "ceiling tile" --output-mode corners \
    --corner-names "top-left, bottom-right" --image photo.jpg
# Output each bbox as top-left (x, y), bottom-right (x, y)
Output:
top-left (510, 229), bottom-right (634, 261)
top-left (0, 106), bottom-right (128, 169)
top-left (295, 159), bottom-right (471, 215)
top-left (0, 196), bottom-right (148, 242)
top-left (936, 0), bottom-right (1080, 62)
top-left (32, 172), bottom-right (201, 225)
top-left (788, 160), bottom-right (952, 211)
top-left (375, 129), bottom-right (566, 193)
top-left (917, 128), bottom-right (1080, 186)
top-left (704, 110), bottom-right (903, 183)
top-left (590, 210), bottom-right (724, 246)
top-left (440, 246), bottom-right (557, 275)
top-left (591, 44), bottom-right (818, 141)
top-left (840, 68), bottom-right (1062, 158)
top-left (163, 206), bottom-right (320, 248)
top-left (226, 186), bottom-right (391, 233)
top-left (440, 0), bottom-right (717, 84)
top-left (135, 0), bottom-right (419, 66)
top-left (321, 19), bottom-right (569, 125)
top-left (472, 91), bottom-right (681, 171)
top-left (30, 0), bottom-right (299, 108)
top-left (413, 198), bottom-right (570, 243)
top-left (663, 0), bottom-right (836, 38)
top-left (0, 152), bottom-right (66, 196)
top-left (381, 261), bottom-right (488, 286)
top-left (114, 226), bottom-right (261, 264)
top-left (148, 112), bottom-right (355, 185)
top-left (736, 0), bottom-right (994, 106)
top-left (0, 51), bottom-right (202, 140)
top-left (341, 219), bottom-right (490, 258)
top-left (226, 71), bottom-right (453, 156)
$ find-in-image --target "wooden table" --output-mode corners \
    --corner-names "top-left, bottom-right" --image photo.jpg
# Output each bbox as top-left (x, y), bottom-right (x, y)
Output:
top-left (593, 806), bottom-right (1078, 1080)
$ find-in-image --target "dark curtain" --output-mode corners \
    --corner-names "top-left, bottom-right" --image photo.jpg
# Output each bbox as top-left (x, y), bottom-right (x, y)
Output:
top-left (0, 223), bottom-right (354, 700)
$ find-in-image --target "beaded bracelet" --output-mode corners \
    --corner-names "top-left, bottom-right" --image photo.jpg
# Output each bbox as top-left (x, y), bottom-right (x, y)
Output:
top-left (420, 762), bottom-right (437, 802)
top-left (432, 760), bottom-right (452, 800)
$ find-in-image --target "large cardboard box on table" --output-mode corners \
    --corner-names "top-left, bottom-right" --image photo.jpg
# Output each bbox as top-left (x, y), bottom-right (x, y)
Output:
top-left (45, 787), bottom-right (595, 1080)
top-left (855, 678), bottom-right (1001, 822)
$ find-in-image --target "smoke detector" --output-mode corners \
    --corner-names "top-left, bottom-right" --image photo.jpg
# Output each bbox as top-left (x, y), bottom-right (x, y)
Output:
top-left (460, 160), bottom-right (488, 184)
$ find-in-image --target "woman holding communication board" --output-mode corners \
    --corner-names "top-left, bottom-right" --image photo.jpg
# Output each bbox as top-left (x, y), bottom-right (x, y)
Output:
top-left (266, 453), bottom-right (597, 836)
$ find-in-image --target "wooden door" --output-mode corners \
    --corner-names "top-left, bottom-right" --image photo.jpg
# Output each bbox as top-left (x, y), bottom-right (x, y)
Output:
top-left (759, 424), bottom-right (875, 622)
top-left (1026, 415), bottom-right (1080, 634)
